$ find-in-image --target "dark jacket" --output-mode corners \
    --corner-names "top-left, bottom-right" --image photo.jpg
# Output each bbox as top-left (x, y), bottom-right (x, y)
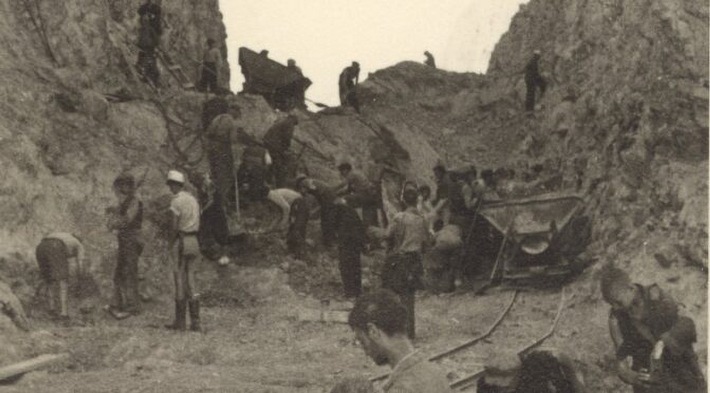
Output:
top-left (263, 118), bottom-right (295, 153)
top-left (611, 284), bottom-right (706, 392)
top-left (333, 204), bottom-right (365, 249)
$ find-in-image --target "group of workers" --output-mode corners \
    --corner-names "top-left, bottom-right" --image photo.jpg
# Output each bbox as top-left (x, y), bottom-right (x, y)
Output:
top-left (29, 10), bottom-right (702, 390)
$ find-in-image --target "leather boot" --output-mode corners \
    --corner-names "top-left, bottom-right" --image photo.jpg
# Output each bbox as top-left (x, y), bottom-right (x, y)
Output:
top-left (188, 299), bottom-right (201, 332)
top-left (164, 299), bottom-right (186, 331)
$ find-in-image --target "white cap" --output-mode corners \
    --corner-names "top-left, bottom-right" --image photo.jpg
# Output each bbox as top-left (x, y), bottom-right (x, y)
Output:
top-left (167, 170), bottom-right (185, 184)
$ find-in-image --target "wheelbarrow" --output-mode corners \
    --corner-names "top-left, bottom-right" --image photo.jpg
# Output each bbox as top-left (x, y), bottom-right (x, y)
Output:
top-left (476, 193), bottom-right (585, 287)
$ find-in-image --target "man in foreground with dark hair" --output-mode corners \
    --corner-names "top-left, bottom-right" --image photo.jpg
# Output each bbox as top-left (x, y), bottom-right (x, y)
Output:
top-left (348, 289), bottom-right (453, 393)
top-left (600, 264), bottom-right (705, 393)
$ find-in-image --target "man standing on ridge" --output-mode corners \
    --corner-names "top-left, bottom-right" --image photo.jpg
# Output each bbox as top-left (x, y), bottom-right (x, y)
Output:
top-left (524, 50), bottom-right (546, 112)
top-left (339, 61), bottom-right (361, 113)
top-left (164, 170), bottom-right (203, 332)
top-left (424, 51), bottom-right (436, 68)
top-left (198, 38), bottom-right (221, 93)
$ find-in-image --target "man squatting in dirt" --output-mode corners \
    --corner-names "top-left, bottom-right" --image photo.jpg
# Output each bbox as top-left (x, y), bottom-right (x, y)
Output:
top-left (164, 170), bottom-right (203, 332)
top-left (35, 232), bottom-right (86, 320)
top-left (106, 173), bottom-right (144, 319)
top-left (348, 289), bottom-right (453, 393)
top-left (369, 187), bottom-right (432, 339)
top-left (600, 264), bottom-right (706, 393)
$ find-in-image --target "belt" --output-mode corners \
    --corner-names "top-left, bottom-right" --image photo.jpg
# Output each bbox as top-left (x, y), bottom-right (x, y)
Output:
top-left (179, 231), bottom-right (198, 236)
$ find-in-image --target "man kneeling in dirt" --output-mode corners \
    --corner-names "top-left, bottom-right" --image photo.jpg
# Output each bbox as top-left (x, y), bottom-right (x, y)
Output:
top-left (601, 264), bottom-right (706, 393)
top-left (348, 289), bottom-right (453, 393)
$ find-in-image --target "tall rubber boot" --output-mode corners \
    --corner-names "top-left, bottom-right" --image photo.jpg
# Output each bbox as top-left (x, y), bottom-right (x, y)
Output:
top-left (188, 299), bottom-right (201, 332)
top-left (165, 299), bottom-right (186, 331)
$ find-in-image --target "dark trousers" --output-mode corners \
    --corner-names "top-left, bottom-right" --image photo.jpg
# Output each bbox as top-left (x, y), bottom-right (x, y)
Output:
top-left (320, 203), bottom-right (337, 246)
top-left (115, 235), bottom-right (143, 313)
top-left (137, 49), bottom-right (159, 87)
top-left (525, 77), bottom-right (547, 111)
top-left (198, 62), bottom-right (218, 92)
top-left (344, 193), bottom-right (379, 227)
top-left (381, 253), bottom-right (423, 339)
top-left (338, 245), bottom-right (362, 298)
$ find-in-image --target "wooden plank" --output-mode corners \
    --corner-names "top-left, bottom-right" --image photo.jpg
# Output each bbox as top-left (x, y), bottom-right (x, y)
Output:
top-left (0, 353), bottom-right (68, 382)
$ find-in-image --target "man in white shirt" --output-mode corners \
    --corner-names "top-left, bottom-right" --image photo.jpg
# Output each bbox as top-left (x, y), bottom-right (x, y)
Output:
top-left (164, 170), bottom-right (202, 332)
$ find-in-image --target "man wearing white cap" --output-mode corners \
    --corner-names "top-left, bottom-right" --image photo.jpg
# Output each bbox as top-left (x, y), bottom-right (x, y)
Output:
top-left (165, 170), bottom-right (203, 332)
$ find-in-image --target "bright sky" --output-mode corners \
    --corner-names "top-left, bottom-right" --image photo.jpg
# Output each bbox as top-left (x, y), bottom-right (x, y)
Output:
top-left (222, 0), bottom-right (527, 109)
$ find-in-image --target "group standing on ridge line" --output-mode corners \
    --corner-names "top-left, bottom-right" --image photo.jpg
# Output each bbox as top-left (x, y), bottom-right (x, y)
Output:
top-left (26, 5), bottom-right (705, 392)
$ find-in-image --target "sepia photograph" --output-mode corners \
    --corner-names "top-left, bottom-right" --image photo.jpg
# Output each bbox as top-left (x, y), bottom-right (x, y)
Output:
top-left (0, 0), bottom-right (706, 392)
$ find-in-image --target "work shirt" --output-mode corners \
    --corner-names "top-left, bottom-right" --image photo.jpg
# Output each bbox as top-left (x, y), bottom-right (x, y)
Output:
top-left (262, 118), bottom-right (295, 153)
top-left (383, 351), bottom-right (453, 393)
top-left (170, 190), bottom-right (200, 233)
top-left (45, 232), bottom-right (85, 262)
top-left (384, 207), bottom-right (431, 255)
top-left (611, 283), bottom-right (706, 392)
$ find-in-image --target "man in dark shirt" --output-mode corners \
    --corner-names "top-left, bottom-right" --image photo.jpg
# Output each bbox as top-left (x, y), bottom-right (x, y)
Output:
top-left (262, 115), bottom-right (298, 187)
top-left (301, 177), bottom-right (337, 247)
top-left (348, 290), bottom-right (453, 392)
top-left (524, 50), bottom-right (546, 112)
top-left (333, 198), bottom-right (366, 298)
top-left (335, 162), bottom-right (379, 227)
top-left (424, 51), bottom-right (436, 68)
top-left (601, 264), bottom-right (706, 393)
top-left (138, 0), bottom-right (162, 36)
top-left (107, 173), bottom-right (143, 319)
top-left (339, 62), bottom-right (361, 112)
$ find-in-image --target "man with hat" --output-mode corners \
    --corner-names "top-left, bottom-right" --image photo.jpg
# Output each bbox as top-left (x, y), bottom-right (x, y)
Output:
top-left (524, 50), bottom-right (547, 112)
top-left (106, 172), bottom-right (143, 319)
top-left (165, 170), bottom-right (203, 332)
